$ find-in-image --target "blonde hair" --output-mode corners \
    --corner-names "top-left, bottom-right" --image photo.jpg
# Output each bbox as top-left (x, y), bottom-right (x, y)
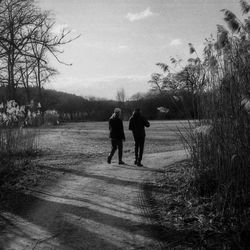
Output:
top-left (114, 108), bottom-right (121, 113)
top-left (110, 107), bottom-right (122, 119)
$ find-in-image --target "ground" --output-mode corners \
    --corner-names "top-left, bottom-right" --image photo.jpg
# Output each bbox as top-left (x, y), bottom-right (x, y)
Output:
top-left (0, 121), bottom-right (189, 250)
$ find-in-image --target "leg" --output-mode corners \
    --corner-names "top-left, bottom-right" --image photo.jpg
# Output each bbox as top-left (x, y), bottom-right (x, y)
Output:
top-left (117, 140), bottom-right (124, 164)
top-left (134, 138), bottom-right (139, 164)
top-left (108, 139), bottom-right (117, 163)
top-left (137, 137), bottom-right (145, 165)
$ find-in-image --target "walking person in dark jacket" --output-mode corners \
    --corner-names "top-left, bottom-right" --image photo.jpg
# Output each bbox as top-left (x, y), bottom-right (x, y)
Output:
top-left (129, 108), bottom-right (150, 166)
top-left (107, 108), bottom-right (125, 165)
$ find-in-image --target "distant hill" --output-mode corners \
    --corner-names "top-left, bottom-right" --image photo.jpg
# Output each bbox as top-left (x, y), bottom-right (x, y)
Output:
top-left (0, 87), bottom-right (194, 121)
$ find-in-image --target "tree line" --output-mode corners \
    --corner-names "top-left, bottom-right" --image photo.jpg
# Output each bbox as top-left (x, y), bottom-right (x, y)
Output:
top-left (0, 86), bottom-right (195, 121)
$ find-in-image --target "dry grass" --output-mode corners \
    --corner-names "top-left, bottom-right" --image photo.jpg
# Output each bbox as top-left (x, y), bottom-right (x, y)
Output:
top-left (0, 127), bottom-right (40, 198)
top-left (143, 160), bottom-right (250, 249)
top-left (0, 128), bottom-right (39, 157)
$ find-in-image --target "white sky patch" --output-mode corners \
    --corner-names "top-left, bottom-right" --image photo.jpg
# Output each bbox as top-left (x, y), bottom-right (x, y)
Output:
top-left (170, 39), bottom-right (182, 46)
top-left (83, 75), bottom-right (150, 84)
top-left (52, 23), bottom-right (70, 34)
top-left (50, 75), bottom-right (150, 100)
top-left (117, 45), bottom-right (128, 49)
top-left (81, 41), bottom-right (105, 50)
top-left (81, 42), bottom-right (128, 52)
top-left (126, 7), bottom-right (154, 22)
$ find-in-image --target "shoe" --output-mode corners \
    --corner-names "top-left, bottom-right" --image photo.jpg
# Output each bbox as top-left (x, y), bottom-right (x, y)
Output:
top-left (107, 156), bottom-right (111, 164)
top-left (137, 162), bottom-right (143, 167)
top-left (119, 161), bottom-right (125, 165)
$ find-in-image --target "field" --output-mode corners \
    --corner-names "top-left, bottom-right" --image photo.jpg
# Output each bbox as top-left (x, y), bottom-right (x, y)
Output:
top-left (38, 120), bottom-right (188, 165)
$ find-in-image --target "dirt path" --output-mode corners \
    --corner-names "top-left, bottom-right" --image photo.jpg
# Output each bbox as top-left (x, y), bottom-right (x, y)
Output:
top-left (0, 149), bottom-right (187, 250)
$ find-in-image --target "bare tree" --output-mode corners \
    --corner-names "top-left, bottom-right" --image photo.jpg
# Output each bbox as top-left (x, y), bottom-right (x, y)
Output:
top-left (18, 56), bottom-right (36, 102)
top-left (0, 0), bottom-right (79, 102)
top-left (0, 0), bottom-right (46, 99)
top-left (148, 73), bottom-right (163, 94)
top-left (116, 88), bottom-right (126, 103)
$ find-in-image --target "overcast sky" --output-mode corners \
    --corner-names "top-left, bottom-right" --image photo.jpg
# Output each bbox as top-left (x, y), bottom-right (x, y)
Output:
top-left (37, 0), bottom-right (241, 100)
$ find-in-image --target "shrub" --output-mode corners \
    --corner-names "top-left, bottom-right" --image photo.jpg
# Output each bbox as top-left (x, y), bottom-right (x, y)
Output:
top-left (0, 100), bottom-right (25, 127)
top-left (44, 110), bottom-right (59, 125)
top-left (0, 100), bottom-right (39, 158)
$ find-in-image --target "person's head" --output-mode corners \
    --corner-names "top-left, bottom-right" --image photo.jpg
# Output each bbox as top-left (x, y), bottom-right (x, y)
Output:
top-left (114, 107), bottom-right (121, 118)
top-left (133, 108), bottom-right (141, 116)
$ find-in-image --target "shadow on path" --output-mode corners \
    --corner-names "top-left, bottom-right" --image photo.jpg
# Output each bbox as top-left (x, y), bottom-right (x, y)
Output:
top-left (0, 184), bottom-right (163, 249)
top-left (37, 164), bottom-right (166, 194)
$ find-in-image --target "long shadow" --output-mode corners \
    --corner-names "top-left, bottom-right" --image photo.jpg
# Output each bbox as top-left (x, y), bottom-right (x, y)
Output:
top-left (27, 188), bottom-right (145, 218)
top-left (37, 164), bottom-right (166, 194)
top-left (0, 190), bottom-right (165, 249)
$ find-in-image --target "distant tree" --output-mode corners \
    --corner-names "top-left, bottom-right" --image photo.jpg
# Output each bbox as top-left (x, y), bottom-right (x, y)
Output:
top-left (174, 59), bottom-right (205, 94)
top-left (148, 73), bottom-right (163, 94)
top-left (130, 92), bottom-right (144, 101)
top-left (116, 88), bottom-right (126, 103)
top-left (149, 63), bottom-right (180, 93)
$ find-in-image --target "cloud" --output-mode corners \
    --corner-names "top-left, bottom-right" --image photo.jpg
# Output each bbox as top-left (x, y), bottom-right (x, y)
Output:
top-left (170, 39), bottom-right (182, 46)
top-left (126, 7), bottom-right (154, 22)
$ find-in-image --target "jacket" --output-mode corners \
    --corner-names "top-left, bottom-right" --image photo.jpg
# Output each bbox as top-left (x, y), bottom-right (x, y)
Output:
top-left (109, 115), bottom-right (125, 140)
top-left (129, 113), bottom-right (150, 138)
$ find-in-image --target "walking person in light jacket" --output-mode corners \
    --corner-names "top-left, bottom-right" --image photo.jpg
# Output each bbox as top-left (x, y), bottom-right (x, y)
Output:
top-left (129, 108), bottom-right (150, 166)
top-left (107, 108), bottom-right (125, 165)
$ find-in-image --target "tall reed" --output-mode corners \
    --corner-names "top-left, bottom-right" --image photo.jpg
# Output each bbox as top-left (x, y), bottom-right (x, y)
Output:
top-left (179, 10), bottom-right (250, 246)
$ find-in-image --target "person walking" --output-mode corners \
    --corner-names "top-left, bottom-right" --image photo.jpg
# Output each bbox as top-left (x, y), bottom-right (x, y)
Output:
top-left (129, 108), bottom-right (150, 166)
top-left (107, 108), bottom-right (125, 165)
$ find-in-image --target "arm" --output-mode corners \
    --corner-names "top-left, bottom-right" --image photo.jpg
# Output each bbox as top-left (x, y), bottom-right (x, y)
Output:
top-left (109, 119), bottom-right (112, 130)
top-left (128, 118), bottom-right (134, 131)
top-left (121, 120), bottom-right (125, 140)
top-left (144, 117), bottom-right (150, 127)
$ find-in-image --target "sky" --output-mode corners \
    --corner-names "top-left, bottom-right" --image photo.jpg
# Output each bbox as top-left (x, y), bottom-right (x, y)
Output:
top-left (37, 0), bottom-right (242, 100)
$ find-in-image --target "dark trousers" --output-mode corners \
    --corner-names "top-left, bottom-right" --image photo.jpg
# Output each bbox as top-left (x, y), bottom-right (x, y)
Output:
top-left (109, 139), bottom-right (123, 161)
top-left (134, 137), bottom-right (145, 163)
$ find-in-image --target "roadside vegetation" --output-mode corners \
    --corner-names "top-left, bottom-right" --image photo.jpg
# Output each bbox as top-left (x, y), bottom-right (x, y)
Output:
top-left (146, 1), bottom-right (250, 248)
